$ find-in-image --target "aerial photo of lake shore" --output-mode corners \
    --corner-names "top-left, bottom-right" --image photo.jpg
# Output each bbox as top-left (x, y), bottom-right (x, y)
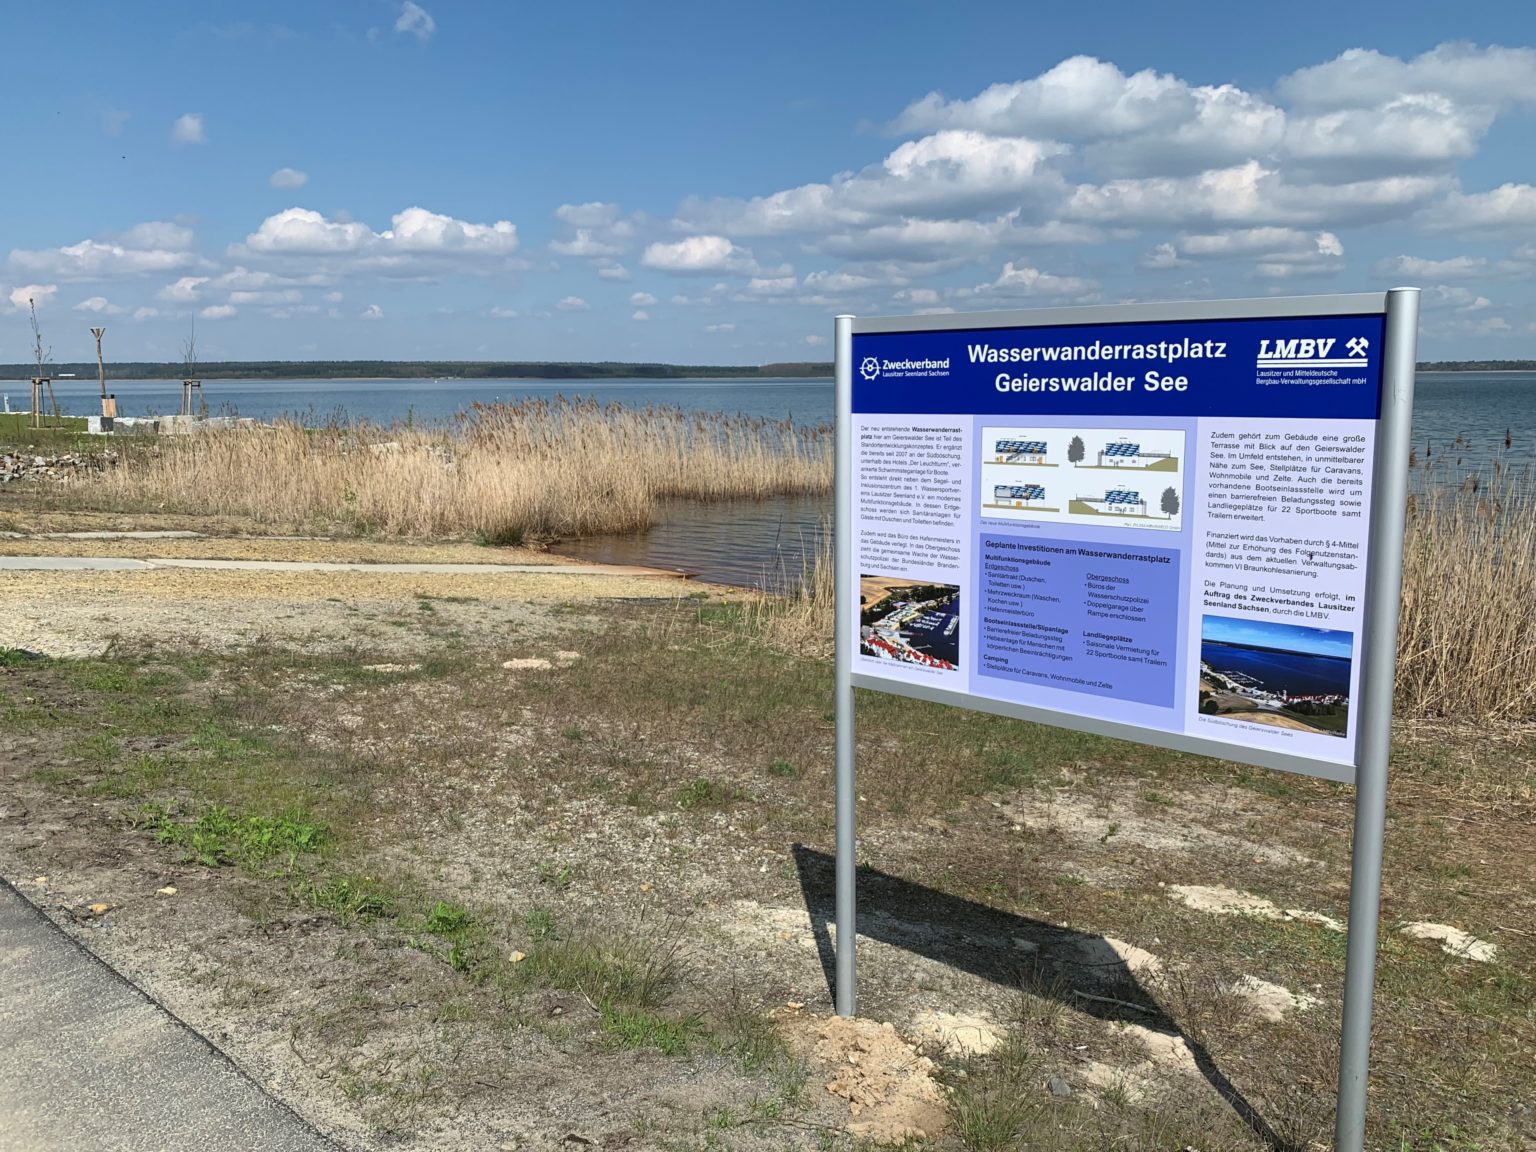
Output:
top-left (1198, 614), bottom-right (1353, 737)
top-left (859, 576), bottom-right (961, 669)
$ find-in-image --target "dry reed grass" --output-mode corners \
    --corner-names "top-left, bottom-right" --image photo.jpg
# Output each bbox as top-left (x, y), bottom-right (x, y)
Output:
top-left (78, 397), bottom-right (831, 541)
top-left (748, 524), bottom-right (835, 658)
top-left (1397, 459), bottom-right (1536, 720)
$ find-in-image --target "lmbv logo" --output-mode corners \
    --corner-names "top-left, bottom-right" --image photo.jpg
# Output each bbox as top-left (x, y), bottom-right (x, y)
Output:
top-left (1256, 336), bottom-right (1369, 366)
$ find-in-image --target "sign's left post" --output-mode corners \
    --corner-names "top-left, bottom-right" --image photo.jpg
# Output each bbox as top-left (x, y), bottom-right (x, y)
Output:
top-left (834, 314), bottom-right (858, 1017)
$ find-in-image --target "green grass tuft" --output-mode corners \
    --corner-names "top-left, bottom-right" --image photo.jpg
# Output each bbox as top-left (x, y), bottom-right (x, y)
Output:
top-left (139, 803), bottom-right (328, 869)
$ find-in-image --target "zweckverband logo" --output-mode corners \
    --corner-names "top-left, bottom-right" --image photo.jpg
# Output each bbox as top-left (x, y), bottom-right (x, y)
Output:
top-left (857, 354), bottom-right (951, 380)
top-left (1256, 336), bottom-right (1369, 368)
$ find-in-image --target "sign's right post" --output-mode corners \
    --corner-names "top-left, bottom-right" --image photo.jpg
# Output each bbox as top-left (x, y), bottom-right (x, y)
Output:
top-left (1335, 285), bottom-right (1419, 1151)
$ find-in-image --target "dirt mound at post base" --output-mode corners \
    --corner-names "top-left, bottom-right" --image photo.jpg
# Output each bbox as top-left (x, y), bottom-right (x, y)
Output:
top-left (799, 1014), bottom-right (949, 1145)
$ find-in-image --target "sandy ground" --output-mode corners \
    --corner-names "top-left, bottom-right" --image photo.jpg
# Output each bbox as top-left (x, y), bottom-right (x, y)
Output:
top-left (0, 532), bottom-right (706, 659)
top-left (1, 524), bottom-right (1529, 1149)
top-left (0, 533), bottom-right (564, 565)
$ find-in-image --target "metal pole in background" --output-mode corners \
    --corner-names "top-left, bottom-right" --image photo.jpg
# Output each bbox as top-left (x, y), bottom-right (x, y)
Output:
top-left (1335, 287), bottom-right (1419, 1150)
top-left (833, 314), bottom-right (858, 1017)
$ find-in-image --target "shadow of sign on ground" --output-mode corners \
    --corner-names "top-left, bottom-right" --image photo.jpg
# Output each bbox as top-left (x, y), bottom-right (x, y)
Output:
top-left (790, 844), bottom-right (1298, 1151)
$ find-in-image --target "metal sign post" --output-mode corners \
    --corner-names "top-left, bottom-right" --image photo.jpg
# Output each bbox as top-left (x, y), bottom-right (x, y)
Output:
top-left (833, 313), bottom-right (858, 1017)
top-left (830, 291), bottom-right (1419, 1147)
top-left (1333, 287), bottom-right (1418, 1149)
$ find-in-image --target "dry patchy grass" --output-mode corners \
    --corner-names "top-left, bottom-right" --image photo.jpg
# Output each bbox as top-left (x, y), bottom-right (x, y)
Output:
top-left (2, 602), bottom-right (1532, 1150)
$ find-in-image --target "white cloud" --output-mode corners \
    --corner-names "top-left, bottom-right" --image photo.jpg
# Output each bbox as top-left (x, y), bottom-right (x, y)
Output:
top-left (643, 235), bottom-right (754, 273)
top-left (360, 304), bottom-right (384, 320)
top-left (7, 284), bottom-right (57, 312)
top-left (632, 309), bottom-right (649, 321)
top-left (158, 276), bottom-right (209, 302)
top-left (1425, 183), bottom-right (1536, 233)
top-left (892, 287), bottom-right (941, 305)
top-left (388, 206), bottom-right (518, 252)
top-left (172, 113), bottom-right (206, 144)
top-left (984, 262), bottom-right (1099, 299)
top-left (395, 1), bottom-right (435, 42)
top-left (323, 291), bottom-right (344, 303)
top-left (556, 296), bottom-right (589, 311)
top-left (9, 220), bottom-right (202, 281)
top-left (122, 221), bottom-right (195, 250)
top-left (1066, 162), bottom-right (1446, 228)
top-left (1429, 285), bottom-right (1492, 311)
top-left (890, 45), bottom-right (1534, 185)
top-left (1141, 242), bottom-right (1187, 270)
top-left (237, 206), bottom-right (518, 266)
top-left (677, 131), bottom-right (1064, 240)
top-left (819, 215), bottom-right (1017, 263)
top-left (745, 276), bottom-right (797, 296)
top-left (556, 202), bottom-right (622, 228)
top-left (805, 334), bottom-right (827, 346)
top-left (895, 56), bottom-right (1284, 174)
top-left (489, 306), bottom-right (519, 319)
top-left (199, 304), bottom-right (236, 319)
top-left (550, 229), bottom-right (623, 257)
top-left (802, 270), bottom-right (883, 294)
top-left (270, 167), bottom-right (309, 189)
top-left (646, 40), bottom-right (1535, 308)
top-left (243, 208), bottom-right (393, 253)
top-left (74, 296), bottom-right (124, 314)
top-left (1283, 95), bottom-right (1490, 176)
top-left (228, 289), bottom-right (302, 305)
top-left (268, 304), bottom-right (322, 320)
top-left (132, 306), bottom-right (158, 320)
top-left (1278, 43), bottom-right (1536, 111)
top-left (614, 40), bottom-right (1536, 323)
top-left (1164, 228), bottom-right (1345, 275)
top-left (1372, 254), bottom-right (1487, 279)
top-left (551, 204), bottom-right (635, 268)
top-left (629, 292), bottom-right (657, 306)
top-left (210, 265), bottom-right (319, 291)
top-left (704, 323), bottom-right (735, 332)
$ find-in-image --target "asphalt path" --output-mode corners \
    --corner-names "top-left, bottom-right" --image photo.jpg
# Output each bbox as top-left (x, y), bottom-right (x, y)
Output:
top-left (0, 879), bottom-right (338, 1151)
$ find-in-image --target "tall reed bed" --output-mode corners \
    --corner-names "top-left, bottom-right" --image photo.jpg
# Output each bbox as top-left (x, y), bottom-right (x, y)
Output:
top-left (748, 521), bottom-right (835, 658)
top-left (80, 398), bottom-right (832, 541)
top-left (1396, 458), bottom-right (1536, 720)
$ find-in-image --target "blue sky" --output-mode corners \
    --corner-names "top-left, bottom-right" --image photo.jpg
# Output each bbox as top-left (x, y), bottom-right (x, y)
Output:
top-left (1202, 615), bottom-right (1354, 659)
top-left (3, 1), bottom-right (1535, 365)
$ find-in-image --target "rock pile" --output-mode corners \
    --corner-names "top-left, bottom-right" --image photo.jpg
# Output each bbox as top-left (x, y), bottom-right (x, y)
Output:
top-left (0, 452), bottom-right (110, 484)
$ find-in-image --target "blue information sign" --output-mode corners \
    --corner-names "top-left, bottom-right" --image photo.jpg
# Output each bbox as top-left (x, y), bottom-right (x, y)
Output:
top-left (831, 293), bottom-right (1420, 1151)
top-left (841, 298), bottom-right (1402, 782)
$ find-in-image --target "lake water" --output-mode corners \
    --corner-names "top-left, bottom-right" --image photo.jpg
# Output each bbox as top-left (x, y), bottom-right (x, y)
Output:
top-left (7, 376), bottom-right (832, 428)
top-left (10, 371), bottom-right (1530, 587)
top-left (1201, 641), bottom-right (1354, 698)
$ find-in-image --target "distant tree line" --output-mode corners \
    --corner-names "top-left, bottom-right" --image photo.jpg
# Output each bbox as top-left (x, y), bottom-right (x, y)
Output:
top-left (0, 359), bottom-right (834, 382)
top-left (1417, 360), bottom-right (1536, 372)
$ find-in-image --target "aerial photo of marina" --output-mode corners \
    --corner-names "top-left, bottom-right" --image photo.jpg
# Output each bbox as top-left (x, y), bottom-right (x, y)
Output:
top-left (859, 576), bottom-right (960, 669)
top-left (1197, 615), bottom-right (1353, 737)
